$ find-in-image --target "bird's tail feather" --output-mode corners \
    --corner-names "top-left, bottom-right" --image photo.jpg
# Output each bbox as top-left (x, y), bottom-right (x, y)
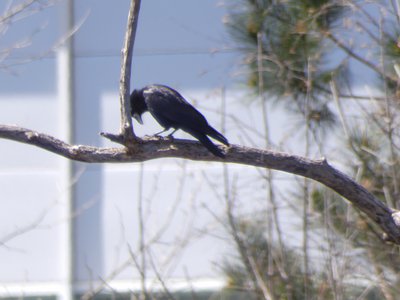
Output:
top-left (206, 126), bottom-right (229, 146)
top-left (185, 129), bottom-right (226, 158)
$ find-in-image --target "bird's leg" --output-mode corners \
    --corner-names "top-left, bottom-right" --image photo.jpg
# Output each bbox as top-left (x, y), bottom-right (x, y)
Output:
top-left (153, 128), bottom-right (169, 136)
top-left (153, 128), bottom-right (176, 140)
top-left (167, 128), bottom-right (179, 137)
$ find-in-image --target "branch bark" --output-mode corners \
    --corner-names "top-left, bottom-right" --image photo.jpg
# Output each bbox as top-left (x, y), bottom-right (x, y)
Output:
top-left (119, 0), bottom-right (141, 142)
top-left (1, 123), bottom-right (400, 244)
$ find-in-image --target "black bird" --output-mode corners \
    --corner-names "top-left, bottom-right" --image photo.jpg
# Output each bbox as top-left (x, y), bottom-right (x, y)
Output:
top-left (130, 84), bottom-right (229, 158)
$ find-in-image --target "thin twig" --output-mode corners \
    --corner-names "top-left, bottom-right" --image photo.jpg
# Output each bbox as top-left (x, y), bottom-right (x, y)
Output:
top-left (325, 31), bottom-right (396, 83)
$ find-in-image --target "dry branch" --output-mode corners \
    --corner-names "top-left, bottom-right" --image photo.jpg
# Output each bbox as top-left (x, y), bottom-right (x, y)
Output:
top-left (119, 0), bottom-right (141, 142)
top-left (1, 123), bottom-right (400, 244)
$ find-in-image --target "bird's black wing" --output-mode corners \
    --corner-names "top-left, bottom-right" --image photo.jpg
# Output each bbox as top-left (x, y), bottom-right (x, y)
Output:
top-left (143, 85), bottom-right (210, 131)
top-left (142, 85), bottom-right (229, 157)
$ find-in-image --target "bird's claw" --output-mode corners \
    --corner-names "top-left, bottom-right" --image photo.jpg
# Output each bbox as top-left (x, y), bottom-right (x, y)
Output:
top-left (144, 134), bottom-right (162, 141)
top-left (148, 134), bottom-right (174, 141)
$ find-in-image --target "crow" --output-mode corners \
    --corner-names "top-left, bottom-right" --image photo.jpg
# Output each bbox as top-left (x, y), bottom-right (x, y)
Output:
top-left (130, 84), bottom-right (229, 158)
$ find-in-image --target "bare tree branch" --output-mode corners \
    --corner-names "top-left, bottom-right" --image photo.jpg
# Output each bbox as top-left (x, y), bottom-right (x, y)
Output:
top-left (0, 0), bottom-right (53, 25)
top-left (1, 123), bottom-right (400, 244)
top-left (119, 0), bottom-right (141, 142)
top-left (325, 31), bottom-right (396, 83)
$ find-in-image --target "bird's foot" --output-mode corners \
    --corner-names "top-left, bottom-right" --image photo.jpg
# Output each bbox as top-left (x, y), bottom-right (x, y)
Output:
top-left (163, 134), bottom-right (175, 141)
top-left (148, 134), bottom-right (174, 142)
top-left (144, 134), bottom-right (163, 141)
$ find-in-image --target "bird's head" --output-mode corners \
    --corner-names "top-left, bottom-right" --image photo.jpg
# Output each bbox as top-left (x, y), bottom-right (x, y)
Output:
top-left (130, 89), bottom-right (147, 124)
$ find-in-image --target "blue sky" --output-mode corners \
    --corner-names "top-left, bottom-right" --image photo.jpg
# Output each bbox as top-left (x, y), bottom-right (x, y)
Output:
top-left (0, 0), bottom-right (242, 94)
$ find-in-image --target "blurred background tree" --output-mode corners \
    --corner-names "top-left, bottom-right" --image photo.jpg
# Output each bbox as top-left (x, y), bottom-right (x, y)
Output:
top-left (218, 0), bottom-right (400, 299)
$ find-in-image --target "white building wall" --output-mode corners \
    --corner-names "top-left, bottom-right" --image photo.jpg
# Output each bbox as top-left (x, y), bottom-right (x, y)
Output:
top-left (0, 0), bottom-right (300, 298)
top-left (0, 0), bottom-right (243, 298)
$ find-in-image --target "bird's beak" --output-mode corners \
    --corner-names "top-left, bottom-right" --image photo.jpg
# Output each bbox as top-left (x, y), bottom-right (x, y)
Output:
top-left (133, 113), bottom-right (143, 124)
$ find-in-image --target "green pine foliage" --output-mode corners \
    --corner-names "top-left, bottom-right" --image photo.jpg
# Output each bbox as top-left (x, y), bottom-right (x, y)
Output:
top-left (223, 0), bottom-right (400, 298)
top-left (226, 0), bottom-right (350, 134)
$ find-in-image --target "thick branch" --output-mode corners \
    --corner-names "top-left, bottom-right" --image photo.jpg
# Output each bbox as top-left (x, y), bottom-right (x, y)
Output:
top-left (119, 0), bottom-right (141, 141)
top-left (1, 124), bottom-right (400, 243)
